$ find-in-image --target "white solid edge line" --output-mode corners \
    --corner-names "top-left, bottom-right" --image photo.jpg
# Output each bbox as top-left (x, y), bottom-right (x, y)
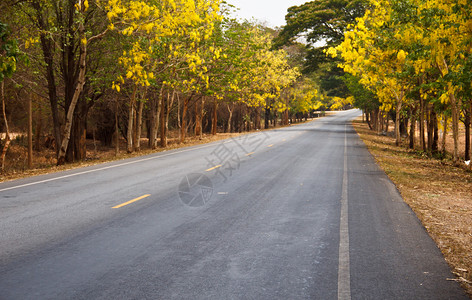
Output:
top-left (338, 124), bottom-right (351, 300)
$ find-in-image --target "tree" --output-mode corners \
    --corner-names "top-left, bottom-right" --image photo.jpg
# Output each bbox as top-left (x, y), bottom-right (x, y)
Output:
top-left (327, 2), bottom-right (414, 145)
top-left (9, 0), bottom-right (111, 165)
top-left (0, 23), bottom-right (18, 82)
top-left (274, 0), bottom-right (368, 97)
top-left (0, 22), bottom-right (20, 171)
top-left (284, 77), bottom-right (322, 123)
top-left (327, 0), bottom-right (472, 162)
top-left (343, 74), bottom-right (380, 129)
top-left (109, 0), bottom-right (222, 147)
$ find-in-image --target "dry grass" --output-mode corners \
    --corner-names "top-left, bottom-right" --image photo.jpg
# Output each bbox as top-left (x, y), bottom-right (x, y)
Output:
top-left (353, 119), bottom-right (472, 297)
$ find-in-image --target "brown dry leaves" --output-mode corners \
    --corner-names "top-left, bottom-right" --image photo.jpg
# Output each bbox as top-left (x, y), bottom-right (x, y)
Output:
top-left (353, 120), bottom-right (472, 296)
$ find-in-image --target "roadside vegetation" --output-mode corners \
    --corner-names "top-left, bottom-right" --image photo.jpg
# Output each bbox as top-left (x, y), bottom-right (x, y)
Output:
top-left (326, 0), bottom-right (472, 166)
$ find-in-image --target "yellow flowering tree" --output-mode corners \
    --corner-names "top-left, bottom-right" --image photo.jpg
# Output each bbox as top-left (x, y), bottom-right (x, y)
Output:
top-left (284, 77), bottom-right (323, 124)
top-left (107, 0), bottom-right (222, 148)
top-left (331, 0), bottom-right (471, 161)
top-left (327, 0), bottom-right (414, 145)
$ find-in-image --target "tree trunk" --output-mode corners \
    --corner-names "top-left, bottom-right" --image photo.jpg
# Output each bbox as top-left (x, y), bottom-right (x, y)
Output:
top-left (195, 98), bottom-right (202, 137)
top-left (199, 96), bottom-right (204, 138)
top-left (395, 108), bottom-right (401, 146)
top-left (34, 108), bottom-right (42, 151)
top-left (135, 98), bottom-right (144, 152)
top-left (409, 107), bottom-right (416, 149)
top-left (464, 101), bottom-right (471, 161)
top-left (155, 86), bottom-right (163, 147)
top-left (379, 110), bottom-right (383, 133)
top-left (427, 105), bottom-right (433, 152)
top-left (149, 86), bottom-right (163, 149)
top-left (211, 100), bottom-right (218, 135)
top-left (115, 98), bottom-right (119, 155)
top-left (65, 123), bottom-right (74, 163)
top-left (255, 107), bottom-right (261, 129)
top-left (180, 95), bottom-right (191, 143)
top-left (127, 85), bottom-right (137, 153)
top-left (366, 109), bottom-right (372, 130)
top-left (160, 91), bottom-right (167, 147)
top-left (264, 106), bottom-right (270, 129)
top-left (449, 93), bottom-right (461, 164)
top-left (28, 97), bottom-right (33, 168)
top-left (72, 109), bottom-right (87, 161)
top-left (166, 91), bottom-right (175, 140)
top-left (132, 99), bottom-right (137, 151)
top-left (432, 110), bottom-right (439, 154)
top-left (57, 9), bottom-right (87, 165)
top-left (400, 116), bottom-right (408, 137)
top-left (195, 96), bottom-right (203, 138)
top-left (177, 92), bottom-right (181, 141)
top-left (437, 59), bottom-right (460, 163)
top-left (34, 1), bottom-right (61, 154)
top-left (69, 95), bottom-right (89, 162)
top-left (442, 115), bottom-right (448, 154)
top-left (385, 112), bottom-right (390, 133)
top-left (469, 101), bottom-right (472, 162)
top-left (1, 81), bottom-right (11, 172)
top-left (227, 103), bottom-right (233, 133)
top-left (234, 104), bottom-right (241, 132)
top-left (371, 109), bottom-right (378, 131)
top-left (149, 96), bottom-right (156, 148)
top-left (420, 95), bottom-right (426, 151)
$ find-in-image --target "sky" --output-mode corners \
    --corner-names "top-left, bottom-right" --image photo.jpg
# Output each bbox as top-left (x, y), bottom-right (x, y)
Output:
top-left (225, 0), bottom-right (310, 28)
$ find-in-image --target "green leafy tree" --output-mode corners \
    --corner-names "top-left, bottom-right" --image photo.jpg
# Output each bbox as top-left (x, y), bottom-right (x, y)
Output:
top-left (274, 0), bottom-right (367, 98)
top-left (0, 22), bottom-right (19, 81)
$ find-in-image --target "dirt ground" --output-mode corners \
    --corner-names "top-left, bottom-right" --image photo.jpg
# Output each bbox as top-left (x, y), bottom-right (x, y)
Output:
top-left (353, 119), bottom-right (472, 297)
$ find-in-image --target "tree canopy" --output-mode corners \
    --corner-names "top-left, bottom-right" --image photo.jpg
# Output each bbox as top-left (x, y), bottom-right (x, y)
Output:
top-left (327, 0), bottom-right (472, 162)
top-left (274, 0), bottom-right (368, 98)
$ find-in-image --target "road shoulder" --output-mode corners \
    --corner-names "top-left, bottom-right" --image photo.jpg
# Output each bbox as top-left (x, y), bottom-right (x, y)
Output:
top-left (352, 119), bottom-right (472, 297)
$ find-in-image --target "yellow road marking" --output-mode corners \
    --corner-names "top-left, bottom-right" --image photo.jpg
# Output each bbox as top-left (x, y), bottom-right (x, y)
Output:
top-left (282, 139), bottom-right (286, 142)
top-left (206, 165), bottom-right (222, 172)
top-left (267, 144), bottom-right (274, 148)
top-left (112, 194), bottom-right (151, 209)
top-left (246, 152), bottom-right (255, 156)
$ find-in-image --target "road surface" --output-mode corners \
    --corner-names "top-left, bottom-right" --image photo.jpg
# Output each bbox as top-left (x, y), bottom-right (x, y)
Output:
top-left (0, 110), bottom-right (467, 299)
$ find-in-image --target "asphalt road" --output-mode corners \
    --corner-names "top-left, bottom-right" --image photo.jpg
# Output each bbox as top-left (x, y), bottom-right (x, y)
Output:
top-left (0, 110), bottom-right (468, 299)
